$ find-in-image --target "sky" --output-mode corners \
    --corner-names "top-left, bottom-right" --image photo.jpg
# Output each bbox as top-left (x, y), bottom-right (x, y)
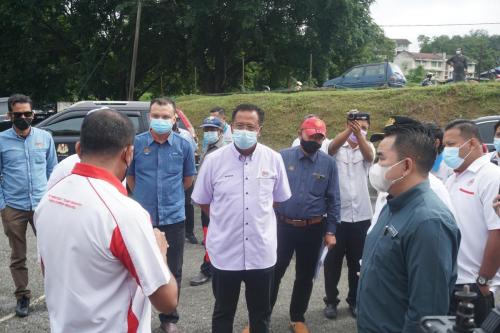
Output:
top-left (370, 0), bottom-right (500, 52)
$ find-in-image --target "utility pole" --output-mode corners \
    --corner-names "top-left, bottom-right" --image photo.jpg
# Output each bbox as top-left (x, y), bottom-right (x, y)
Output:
top-left (128, 0), bottom-right (142, 101)
top-left (309, 52), bottom-right (313, 87)
top-left (241, 53), bottom-right (245, 91)
top-left (194, 66), bottom-right (197, 93)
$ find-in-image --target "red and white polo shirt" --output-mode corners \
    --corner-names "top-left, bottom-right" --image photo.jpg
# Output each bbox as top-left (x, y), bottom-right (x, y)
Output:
top-left (35, 163), bottom-right (170, 333)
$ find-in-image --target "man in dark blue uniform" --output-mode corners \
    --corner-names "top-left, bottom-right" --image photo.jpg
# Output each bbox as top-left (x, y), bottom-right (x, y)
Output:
top-left (357, 117), bottom-right (460, 333)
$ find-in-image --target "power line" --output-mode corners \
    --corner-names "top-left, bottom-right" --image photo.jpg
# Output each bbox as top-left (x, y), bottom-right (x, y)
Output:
top-left (380, 22), bottom-right (500, 27)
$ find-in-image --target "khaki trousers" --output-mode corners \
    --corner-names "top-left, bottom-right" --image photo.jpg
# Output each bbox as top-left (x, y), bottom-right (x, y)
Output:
top-left (1, 206), bottom-right (35, 299)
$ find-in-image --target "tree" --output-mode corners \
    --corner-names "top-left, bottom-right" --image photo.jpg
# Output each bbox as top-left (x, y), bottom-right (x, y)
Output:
top-left (406, 65), bottom-right (425, 83)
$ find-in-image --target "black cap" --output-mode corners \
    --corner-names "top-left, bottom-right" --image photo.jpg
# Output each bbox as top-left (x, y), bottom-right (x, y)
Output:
top-left (370, 116), bottom-right (423, 142)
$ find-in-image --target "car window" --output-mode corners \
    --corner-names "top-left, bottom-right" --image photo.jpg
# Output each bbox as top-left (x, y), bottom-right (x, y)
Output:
top-left (0, 101), bottom-right (8, 116)
top-left (364, 64), bottom-right (385, 76)
top-left (45, 115), bottom-right (141, 136)
top-left (390, 64), bottom-right (404, 75)
top-left (345, 67), bottom-right (365, 79)
top-left (177, 118), bottom-right (187, 130)
top-left (476, 120), bottom-right (496, 143)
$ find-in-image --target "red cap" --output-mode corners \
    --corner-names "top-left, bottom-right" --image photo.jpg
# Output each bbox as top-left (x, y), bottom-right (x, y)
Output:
top-left (300, 117), bottom-right (326, 137)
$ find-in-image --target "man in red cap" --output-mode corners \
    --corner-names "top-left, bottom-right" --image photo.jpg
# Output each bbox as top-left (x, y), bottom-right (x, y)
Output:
top-left (270, 116), bottom-right (341, 333)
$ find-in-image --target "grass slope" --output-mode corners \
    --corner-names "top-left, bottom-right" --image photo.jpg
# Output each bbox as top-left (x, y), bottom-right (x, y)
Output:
top-left (176, 83), bottom-right (500, 150)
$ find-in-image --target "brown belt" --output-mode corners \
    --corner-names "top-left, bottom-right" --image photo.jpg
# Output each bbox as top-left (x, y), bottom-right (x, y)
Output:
top-left (279, 215), bottom-right (323, 227)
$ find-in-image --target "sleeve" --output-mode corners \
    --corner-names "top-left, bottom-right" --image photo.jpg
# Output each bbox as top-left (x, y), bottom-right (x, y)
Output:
top-left (191, 155), bottom-right (213, 205)
top-left (480, 172), bottom-right (500, 230)
top-left (45, 135), bottom-right (58, 179)
top-left (273, 154), bottom-right (291, 203)
top-left (325, 159), bottom-right (341, 233)
top-left (0, 149), bottom-right (5, 210)
top-left (127, 137), bottom-right (138, 177)
top-left (402, 218), bottom-right (459, 333)
top-left (110, 207), bottom-right (170, 297)
top-left (183, 141), bottom-right (197, 177)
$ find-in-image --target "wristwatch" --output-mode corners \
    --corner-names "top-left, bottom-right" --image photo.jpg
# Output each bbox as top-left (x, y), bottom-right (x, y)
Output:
top-left (476, 275), bottom-right (492, 286)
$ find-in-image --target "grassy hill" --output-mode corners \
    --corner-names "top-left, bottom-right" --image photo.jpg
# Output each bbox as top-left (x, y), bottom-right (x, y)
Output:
top-left (176, 83), bottom-right (500, 150)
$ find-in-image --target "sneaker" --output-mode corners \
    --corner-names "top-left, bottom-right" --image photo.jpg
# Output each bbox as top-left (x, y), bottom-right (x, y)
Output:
top-left (190, 271), bottom-right (210, 286)
top-left (186, 234), bottom-right (199, 245)
top-left (323, 303), bottom-right (337, 319)
top-left (15, 296), bottom-right (30, 317)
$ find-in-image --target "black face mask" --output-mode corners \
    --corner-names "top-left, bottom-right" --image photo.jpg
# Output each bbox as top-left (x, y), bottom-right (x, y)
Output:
top-left (13, 118), bottom-right (32, 131)
top-left (300, 139), bottom-right (321, 154)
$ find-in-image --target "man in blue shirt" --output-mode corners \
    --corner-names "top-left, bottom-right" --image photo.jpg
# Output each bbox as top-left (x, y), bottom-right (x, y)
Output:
top-left (0, 94), bottom-right (57, 317)
top-left (127, 97), bottom-right (196, 333)
top-left (357, 117), bottom-right (460, 333)
top-left (271, 116), bottom-right (340, 333)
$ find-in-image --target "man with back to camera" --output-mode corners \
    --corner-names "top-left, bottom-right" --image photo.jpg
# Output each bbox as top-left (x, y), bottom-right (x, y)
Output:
top-left (0, 93), bottom-right (57, 317)
top-left (192, 104), bottom-right (291, 333)
top-left (443, 119), bottom-right (500, 326)
top-left (322, 110), bottom-right (374, 319)
top-left (357, 116), bottom-right (460, 333)
top-left (35, 108), bottom-right (178, 332)
top-left (127, 97), bottom-right (196, 333)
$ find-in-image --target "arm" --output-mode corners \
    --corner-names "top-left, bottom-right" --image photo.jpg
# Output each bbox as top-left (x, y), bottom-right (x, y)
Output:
top-left (329, 128), bottom-right (350, 156)
top-left (126, 145), bottom-right (137, 192)
top-left (0, 150), bottom-right (5, 210)
top-left (183, 176), bottom-right (194, 190)
top-left (45, 136), bottom-right (58, 179)
top-left (324, 159), bottom-right (341, 248)
top-left (199, 204), bottom-right (210, 216)
top-left (183, 140), bottom-right (196, 189)
top-left (494, 194), bottom-right (500, 217)
top-left (127, 176), bottom-right (135, 193)
top-left (478, 229), bottom-right (500, 295)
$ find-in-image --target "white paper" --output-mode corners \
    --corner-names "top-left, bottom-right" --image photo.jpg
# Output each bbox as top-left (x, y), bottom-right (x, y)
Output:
top-left (314, 246), bottom-right (329, 280)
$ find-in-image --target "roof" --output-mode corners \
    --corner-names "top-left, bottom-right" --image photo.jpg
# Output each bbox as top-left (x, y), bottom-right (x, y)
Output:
top-left (392, 39), bottom-right (411, 44)
top-left (396, 51), bottom-right (444, 61)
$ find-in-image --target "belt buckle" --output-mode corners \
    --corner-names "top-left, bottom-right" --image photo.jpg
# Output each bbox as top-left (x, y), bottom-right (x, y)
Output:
top-left (291, 219), bottom-right (303, 223)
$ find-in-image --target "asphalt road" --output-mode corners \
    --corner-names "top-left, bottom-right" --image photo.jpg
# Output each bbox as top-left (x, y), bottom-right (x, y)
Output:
top-left (0, 209), bottom-right (357, 333)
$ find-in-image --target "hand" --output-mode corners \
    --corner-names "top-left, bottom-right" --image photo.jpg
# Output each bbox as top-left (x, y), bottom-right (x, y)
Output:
top-left (348, 120), bottom-right (362, 137)
top-left (153, 228), bottom-right (169, 257)
top-left (477, 284), bottom-right (491, 297)
top-left (493, 194), bottom-right (500, 217)
top-left (324, 234), bottom-right (336, 249)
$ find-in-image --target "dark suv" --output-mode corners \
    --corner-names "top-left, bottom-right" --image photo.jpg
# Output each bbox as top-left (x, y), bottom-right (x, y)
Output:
top-left (473, 115), bottom-right (500, 152)
top-left (36, 101), bottom-right (197, 161)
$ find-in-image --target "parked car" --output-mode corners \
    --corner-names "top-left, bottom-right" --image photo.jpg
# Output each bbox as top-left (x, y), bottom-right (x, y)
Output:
top-left (479, 66), bottom-right (500, 81)
top-left (473, 115), bottom-right (500, 152)
top-left (323, 62), bottom-right (406, 89)
top-left (0, 97), bottom-right (57, 132)
top-left (35, 100), bottom-right (197, 161)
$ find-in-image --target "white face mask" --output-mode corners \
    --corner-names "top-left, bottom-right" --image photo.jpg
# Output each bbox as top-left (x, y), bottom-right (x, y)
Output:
top-left (369, 160), bottom-right (406, 193)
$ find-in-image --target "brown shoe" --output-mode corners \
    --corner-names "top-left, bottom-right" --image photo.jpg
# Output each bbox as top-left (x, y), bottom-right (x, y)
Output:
top-left (160, 322), bottom-right (180, 333)
top-left (290, 321), bottom-right (309, 333)
top-left (242, 325), bottom-right (250, 333)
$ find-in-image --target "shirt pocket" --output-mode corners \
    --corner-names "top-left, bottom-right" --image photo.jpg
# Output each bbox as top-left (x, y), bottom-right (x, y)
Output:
top-left (258, 176), bottom-right (275, 197)
top-left (32, 149), bottom-right (47, 165)
top-left (166, 154), bottom-right (183, 174)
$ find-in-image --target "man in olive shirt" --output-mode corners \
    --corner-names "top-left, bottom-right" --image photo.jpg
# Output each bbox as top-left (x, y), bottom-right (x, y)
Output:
top-left (357, 117), bottom-right (460, 333)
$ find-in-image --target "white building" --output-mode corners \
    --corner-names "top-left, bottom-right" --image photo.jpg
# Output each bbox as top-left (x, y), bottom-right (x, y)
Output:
top-left (392, 39), bottom-right (411, 54)
top-left (394, 51), bottom-right (476, 81)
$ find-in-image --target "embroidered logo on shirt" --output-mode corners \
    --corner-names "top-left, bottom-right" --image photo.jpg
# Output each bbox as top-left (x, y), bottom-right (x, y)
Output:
top-left (35, 142), bottom-right (45, 149)
top-left (261, 170), bottom-right (270, 178)
top-left (313, 172), bottom-right (325, 180)
top-left (143, 147), bottom-right (151, 155)
top-left (288, 165), bottom-right (295, 171)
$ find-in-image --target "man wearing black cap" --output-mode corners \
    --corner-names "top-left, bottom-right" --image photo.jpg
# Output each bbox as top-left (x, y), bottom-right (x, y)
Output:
top-left (357, 116), bottom-right (460, 333)
top-left (323, 110), bottom-right (375, 319)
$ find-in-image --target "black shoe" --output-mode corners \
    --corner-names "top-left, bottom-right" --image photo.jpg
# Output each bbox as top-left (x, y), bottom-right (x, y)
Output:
top-left (186, 234), bottom-right (199, 245)
top-left (349, 304), bottom-right (357, 318)
top-left (190, 271), bottom-right (210, 286)
top-left (324, 303), bottom-right (337, 319)
top-left (15, 296), bottom-right (30, 317)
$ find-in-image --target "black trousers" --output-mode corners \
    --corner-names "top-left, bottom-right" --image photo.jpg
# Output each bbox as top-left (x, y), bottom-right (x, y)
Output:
top-left (324, 219), bottom-right (370, 307)
top-left (184, 184), bottom-right (195, 236)
top-left (271, 222), bottom-right (323, 322)
top-left (449, 283), bottom-right (495, 327)
top-left (156, 222), bottom-right (185, 324)
top-left (200, 211), bottom-right (212, 277)
top-left (212, 266), bottom-right (274, 333)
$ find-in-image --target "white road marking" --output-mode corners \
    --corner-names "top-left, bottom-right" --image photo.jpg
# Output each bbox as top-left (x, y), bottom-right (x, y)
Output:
top-left (0, 295), bottom-right (45, 323)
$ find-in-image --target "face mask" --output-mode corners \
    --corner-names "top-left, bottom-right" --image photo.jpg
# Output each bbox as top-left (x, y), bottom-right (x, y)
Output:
top-left (203, 131), bottom-right (219, 146)
top-left (232, 129), bottom-right (258, 150)
top-left (300, 139), bottom-right (321, 154)
top-left (150, 118), bottom-right (173, 135)
top-left (368, 160), bottom-right (406, 193)
top-left (442, 139), bottom-right (472, 169)
top-left (494, 138), bottom-right (500, 152)
top-left (348, 130), bottom-right (367, 144)
top-left (456, 50), bottom-right (461, 55)
top-left (13, 117), bottom-right (32, 131)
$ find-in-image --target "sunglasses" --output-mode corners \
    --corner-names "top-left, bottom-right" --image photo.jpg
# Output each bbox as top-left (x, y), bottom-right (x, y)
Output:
top-left (11, 112), bottom-right (34, 118)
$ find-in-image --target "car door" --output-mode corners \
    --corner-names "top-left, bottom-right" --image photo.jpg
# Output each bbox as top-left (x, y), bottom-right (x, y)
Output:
top-left (362, 64), bottom-right (387, 87)
top-left (341, 66), bottom-right (366, 88)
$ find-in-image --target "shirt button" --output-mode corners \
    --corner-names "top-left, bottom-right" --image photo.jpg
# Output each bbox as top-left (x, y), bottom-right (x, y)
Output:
top-left (246, 207), bottom-right (249, 210)
top-left (246, 192), bottom-right (248, 195)
top-left (245, 222), bottom-right (248, 225)
top-left (245, 177), bottom-right (248, 180)
top-left (245, 237), bottom-right (248, 240)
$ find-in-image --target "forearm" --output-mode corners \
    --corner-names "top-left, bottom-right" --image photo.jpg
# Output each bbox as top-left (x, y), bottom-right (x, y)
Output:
top-left (199, 204), bottom-right (210, 216)
top-left (479, 229), bottom-right (500, 279)
top-left (357, 137), bottom-right (374, 162)
top-left (183, 176), bottom-right (194, 190)
top-left (329, 130), bottom-right (350, 155)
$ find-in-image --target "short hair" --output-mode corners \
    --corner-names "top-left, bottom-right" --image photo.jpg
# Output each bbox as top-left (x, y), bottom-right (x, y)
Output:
top-left (150, 97), bottom-right (176, 113)
top-left (445, 119), bottom-right (482, 143)
top-left (80, 108), bottom-right (135, 157)
top-left (423, 122), bottom-right (444, 153)
top-left (209, 106), bottom-right (225, 116)
top-left (8, 94), bottom-right (32, 112)
top-left (494, 120), bottom-right (500, 133)
top-left (384, 125), bottom-right (436, 175)
top-left (232, 104), bottom-right (265, 125)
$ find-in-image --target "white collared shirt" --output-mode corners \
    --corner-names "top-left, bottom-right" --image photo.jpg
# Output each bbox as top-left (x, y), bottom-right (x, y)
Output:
top-left (192, 143), bottom-right (291, 271)
top-left (335, 141), bottom-right (374, 222)
top-left (446, 155), bottom-right (500, 287)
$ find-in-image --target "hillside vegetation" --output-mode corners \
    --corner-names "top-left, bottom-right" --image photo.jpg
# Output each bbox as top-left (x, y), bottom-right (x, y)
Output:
top-left (176, 83), bottom-right (500, 150)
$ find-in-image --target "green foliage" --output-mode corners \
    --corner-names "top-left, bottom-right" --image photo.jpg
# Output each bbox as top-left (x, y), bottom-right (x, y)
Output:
top-left (406, 65), bottom-right (426, 83)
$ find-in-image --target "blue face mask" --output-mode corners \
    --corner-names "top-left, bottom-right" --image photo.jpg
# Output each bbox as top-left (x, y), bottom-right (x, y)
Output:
top-left (442, 139), bottom-right (471, 169)
top-left (494, 137), bottom-right (500, 152)
top-left (150, 118), bottom-right (173, 135)
top-left (203, 131), bottom-right (219, 146)
top-left (232, 129), bottom-right (258, 150)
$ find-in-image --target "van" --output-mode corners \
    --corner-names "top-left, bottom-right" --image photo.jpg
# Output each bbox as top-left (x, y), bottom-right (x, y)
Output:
top-left (323, 62), bottom-right (406, 89)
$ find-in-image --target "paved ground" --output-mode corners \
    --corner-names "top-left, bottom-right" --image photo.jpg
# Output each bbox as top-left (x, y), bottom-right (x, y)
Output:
top-left (0, 209), bottom-right (357, 333)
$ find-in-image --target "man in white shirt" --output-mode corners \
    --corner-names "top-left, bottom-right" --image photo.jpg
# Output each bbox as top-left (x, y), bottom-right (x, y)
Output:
top-left (323, 110), bottom-right (374, 319)
top-left (443, 119), bottom-right (500, 326)
top-left (35, 108), bottom-right (178, 333)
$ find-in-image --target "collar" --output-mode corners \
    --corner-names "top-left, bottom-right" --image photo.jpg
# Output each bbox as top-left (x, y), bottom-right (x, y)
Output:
top-left (8, 126), bottom-right (33, 139)
top-left (387, 180), bottom-right (430, 213)
top-left (72, 163), bottom-right (127, 195)
top-left (230, 142), bottom-right (258, 161)
top-left (342, 140), bottom-right (359, 150)
top-left (465, 154), bottom-right (491, 174)
top-left (296, 145), bottom-right (318, 162)
top-left (147, 130), bottom-right (174, 146)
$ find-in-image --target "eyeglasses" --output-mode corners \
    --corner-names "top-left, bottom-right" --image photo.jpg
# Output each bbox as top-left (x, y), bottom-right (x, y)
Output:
top-left (12, 112), bottom-right (34, 118)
